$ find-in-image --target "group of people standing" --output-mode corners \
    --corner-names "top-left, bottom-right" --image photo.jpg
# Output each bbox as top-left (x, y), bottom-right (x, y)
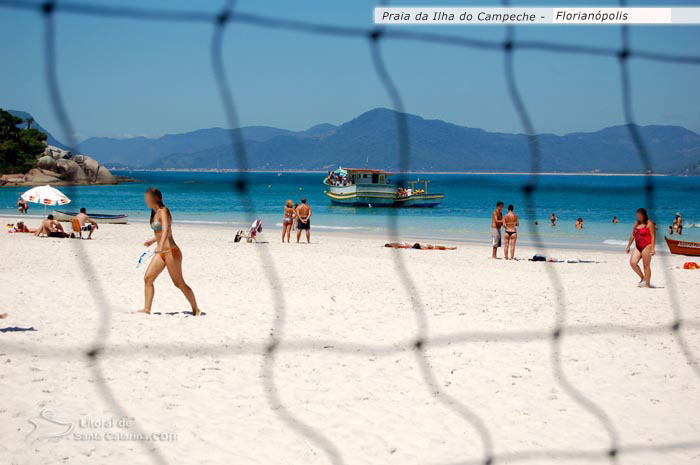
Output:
top-left (490, 201), bottom-right (520, 260)
top-left (669, 212), bottom-right (683, 235)
top-left (282, 197), bottom-right (312, 243)
top-left (490, 201), bottom-right (658, 288)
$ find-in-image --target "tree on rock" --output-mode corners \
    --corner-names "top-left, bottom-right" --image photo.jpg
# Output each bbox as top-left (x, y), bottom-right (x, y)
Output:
top-left (0, 108), bottom-right (47, 174)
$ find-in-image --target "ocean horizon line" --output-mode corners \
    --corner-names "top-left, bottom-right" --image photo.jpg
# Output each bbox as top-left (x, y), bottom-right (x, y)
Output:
top-left (111, 168), bottom-right (679, 177)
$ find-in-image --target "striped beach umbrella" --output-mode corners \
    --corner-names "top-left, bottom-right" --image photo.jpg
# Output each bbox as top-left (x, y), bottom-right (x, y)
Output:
top-left (21, 185), bottom-right (71, 207)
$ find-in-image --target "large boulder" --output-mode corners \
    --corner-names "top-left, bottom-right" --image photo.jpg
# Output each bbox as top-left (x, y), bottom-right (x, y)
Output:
top-left (37, 155), bottom-right (57, 171)
top-left (0, 173), bottom-right (27, 186)
top-left (44, 145), bottom-right (72, 160)
top-left (56, 159), bottom-right (89, 182)
top-left (94, 166), bottom-right (117, 184)
top-left (24, 168), bottom-right (63, 185)
top-left (73, 154), bottom-right (117, 184)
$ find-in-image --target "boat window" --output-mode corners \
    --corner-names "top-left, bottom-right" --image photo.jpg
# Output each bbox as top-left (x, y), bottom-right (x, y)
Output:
top-left (372, 173), bottom-right (379, 184)
top-left (379, 175), bottom-right (385, 184)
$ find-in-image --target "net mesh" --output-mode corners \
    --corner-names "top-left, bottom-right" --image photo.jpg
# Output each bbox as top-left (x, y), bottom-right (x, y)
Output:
top-left (1, 1), bottom-right (699, 464)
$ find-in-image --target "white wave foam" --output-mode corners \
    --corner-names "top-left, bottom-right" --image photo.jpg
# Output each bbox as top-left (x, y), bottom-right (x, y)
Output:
top-left (273, 222), bottom-right (364, 230)
top-left (176, 220), bottom-right (232, 225)
top-left (602, 239), bottom-right (627, 246)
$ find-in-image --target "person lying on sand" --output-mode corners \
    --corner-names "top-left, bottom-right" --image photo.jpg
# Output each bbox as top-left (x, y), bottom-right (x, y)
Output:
top-left (385, 242), bottom-right (456, 250)
top-left (10, 219), bottom-right (36, 233)
top-left (34, 215), bottom-right (72, 238)
top-left (0, 313), bottom-right (7, 319)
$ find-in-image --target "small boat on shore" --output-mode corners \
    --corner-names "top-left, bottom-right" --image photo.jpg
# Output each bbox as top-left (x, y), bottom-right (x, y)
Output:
top-left (53, 210), bottom-right (128, 224)
top-left (665, 236), bottom-right (700, 256)
top-left (323, 167), bottom-right (444, 207)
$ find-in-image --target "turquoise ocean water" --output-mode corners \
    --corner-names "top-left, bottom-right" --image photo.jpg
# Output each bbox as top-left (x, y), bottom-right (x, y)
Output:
top-left (2, 171), bottom-right (699, 249)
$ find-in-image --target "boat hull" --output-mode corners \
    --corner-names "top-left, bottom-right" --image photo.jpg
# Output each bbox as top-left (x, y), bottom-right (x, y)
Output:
top-left (665, 236), bottom-right (700, 256)
top-left (325, 183), bottom-right (443, 207)
top-left (53, 210), bottom-right (128, 224)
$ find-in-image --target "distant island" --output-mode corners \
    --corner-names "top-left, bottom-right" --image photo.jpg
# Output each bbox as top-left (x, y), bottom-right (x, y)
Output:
top-left (0, 109), bottom-right (126, 187)
top-left (77, 108), bottom-right (700, 175)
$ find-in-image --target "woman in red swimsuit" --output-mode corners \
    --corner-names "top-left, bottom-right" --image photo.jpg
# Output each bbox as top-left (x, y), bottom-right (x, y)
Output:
top-left (625, 208), bottom-right (656, 288)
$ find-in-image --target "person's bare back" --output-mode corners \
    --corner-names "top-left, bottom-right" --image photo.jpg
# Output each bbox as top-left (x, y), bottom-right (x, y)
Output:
top-left (297, 203), bottom-right (310, 220)
top-left (504, 211), bottom-right (519, 232)
top-left (295, 197), bottom-right (312, 243)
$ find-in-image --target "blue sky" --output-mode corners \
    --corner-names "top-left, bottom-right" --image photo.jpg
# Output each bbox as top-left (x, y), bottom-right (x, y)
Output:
top-left (1, 0), bottom-right (699, 141)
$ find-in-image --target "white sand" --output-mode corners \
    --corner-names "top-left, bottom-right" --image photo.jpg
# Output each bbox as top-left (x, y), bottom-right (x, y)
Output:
top-left (1, 215), bottom-right (699, 465)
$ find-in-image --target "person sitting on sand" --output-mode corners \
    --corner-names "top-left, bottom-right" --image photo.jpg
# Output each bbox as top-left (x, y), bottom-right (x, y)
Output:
top-left (490, 201), bottom-right (504, 259)
top-left (503, 204), bottom-right (519, 260)
top-left (295, 197), bottom-right (312, 243)
top-left (550, 212), bottom-right (557, 227)
top-left (12, 219), bottom-right (36, 233)
top-left (135, 188), bottom-right (202, 316)
top-left (75, 208), bottom-right (99, 239)
top-left (282, 199), bottom-right (294, 243)
top-left (576, 217), bottom-right (584, 229)
top-left (626, 207), bottom-right (656, 288)
top-left (34, 215), bottom-right (71, 238)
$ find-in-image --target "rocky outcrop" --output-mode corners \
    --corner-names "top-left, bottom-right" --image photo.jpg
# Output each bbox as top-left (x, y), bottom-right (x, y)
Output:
top-left (0, 144), bottom-right (121, 186)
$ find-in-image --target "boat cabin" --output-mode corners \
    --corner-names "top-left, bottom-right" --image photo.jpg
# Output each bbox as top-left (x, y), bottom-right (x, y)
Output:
top-left (326, 168), bottom-right (393, 187)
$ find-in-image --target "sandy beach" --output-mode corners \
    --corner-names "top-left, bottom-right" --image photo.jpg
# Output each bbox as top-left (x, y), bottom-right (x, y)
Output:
top-left (1, 215), bottom-right (699, 465)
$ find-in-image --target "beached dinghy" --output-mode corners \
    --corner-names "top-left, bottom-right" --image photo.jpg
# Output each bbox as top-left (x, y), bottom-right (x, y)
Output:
top-left (665, 236), bottom-right (700, 256)
top-left (53, 210), bottom-right (128, 224)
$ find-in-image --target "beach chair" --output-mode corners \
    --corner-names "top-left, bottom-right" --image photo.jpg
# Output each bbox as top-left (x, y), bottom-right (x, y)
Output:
top-left (234, 218), bottom-right (263, 243)
top-left (71, 218), bottom-right (91, 239)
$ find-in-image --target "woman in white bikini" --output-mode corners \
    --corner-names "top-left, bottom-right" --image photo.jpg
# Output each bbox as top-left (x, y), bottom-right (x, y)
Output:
top-left (136, 188), bottom-right (201, 316)
top-left (282, 199), bottom-right (294, 242)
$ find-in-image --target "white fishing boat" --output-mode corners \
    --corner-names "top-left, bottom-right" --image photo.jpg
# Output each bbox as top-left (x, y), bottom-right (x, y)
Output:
top-left (323, 167), bottom-right (444, 207)
top-left (53, 210), bottom-right (128, 224)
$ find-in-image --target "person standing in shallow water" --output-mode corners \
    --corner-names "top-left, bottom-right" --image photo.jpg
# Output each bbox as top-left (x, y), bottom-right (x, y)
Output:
top-left (626, 207), bottom-right (656, 289)
top-left (135, 188), bottom-right (202, 316)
